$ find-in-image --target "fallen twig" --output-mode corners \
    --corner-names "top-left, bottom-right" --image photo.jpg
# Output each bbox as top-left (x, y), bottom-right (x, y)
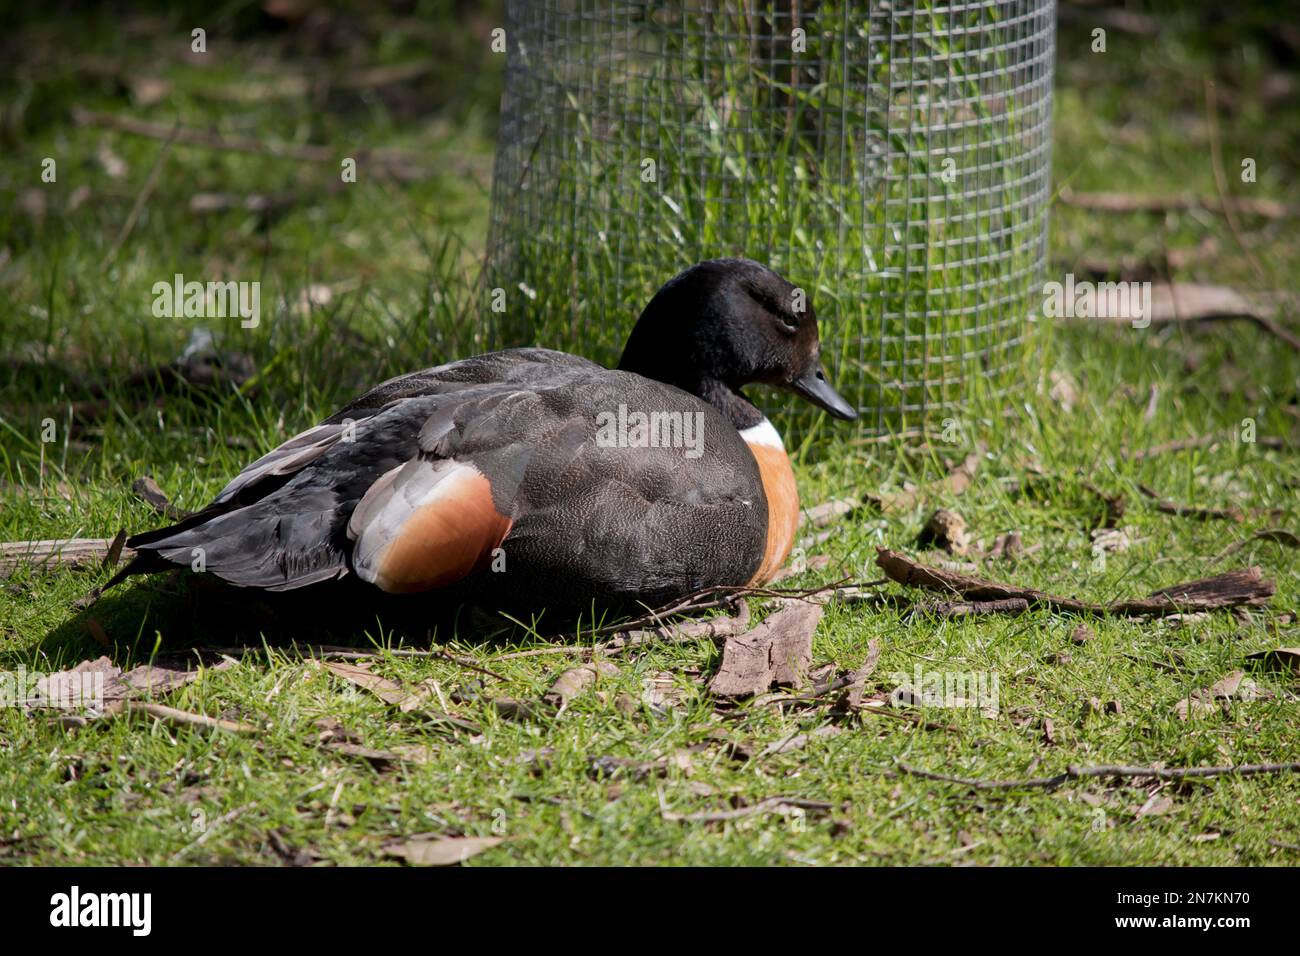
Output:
top-left (1058, 186), bottom-right (1296, 219)
top-left (207, 644), bottom-right (436, 660)
top-left (1125, 430), bottom-right (1289, 460)
top-left (857, 703), bottom-right (961, 733)
top-left (100, 121), bottom-right (178, 269)
top-left (1066, 280), bottom-right (1300, 353)
top-left (490, 646), bottom-right (592, 661)
top-left (659, 793), bottom-right (832, 823)
top-left (921, 597), bottom-right (1031, 618)
top-left (72, 108), bottom-right (440, 181)
top-left (1205, 78), bottom-right (1269, 286)
top-left (897, 759), bottom-right (1300, 792)
top-left (876, 547), bottom-right (1274, 617)
top-left (602, 601), bottom-right (751, 654)
top-left (1212, 529), bottom-right (1300, 564)
top-left (556, 576), bottom-right (885, 643)
top-left (802, 498), bottom-right (861, 528)
top-left (1136, 483), bottom-right (1279, 523)
top-left (124, 701), bottom-right (257, 734)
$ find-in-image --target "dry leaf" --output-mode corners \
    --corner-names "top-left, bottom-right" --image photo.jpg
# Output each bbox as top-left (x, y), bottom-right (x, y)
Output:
top-left (891, 683), bottom-right (985, 714)
top-left (707, 600), bottom-right (821, 699)
top-left (1173, 697), bottom-right (1217, 721)
top-left (1136, 794), bottom-right (1175, 817)
top-left (131, 474), bottom-right (188, 520)
top-left (1175, 669), bottom-right (1260, 720)
top-left (383, 835), bottom-right (503, 867)
top-left (757, 725), bottom-right (841, 758)
top-left (34, 656), bottom-right (124, 708)
top-left (867, 444), bottom-right (985, 514)
top-left (588, 750), bottom-right (694, 781)
top-left (838, 639), bottom-right (882, 712)
top-left (491, 697), bottom-right (541, 721)
top-left (1207, 671), bottom-right (1246, 700)
top-left (127, 76), bottom-right (170, 106)
top-left (314, 717), bottom-right (360, 745)
top-left (325, 741), bottom-right (433, 768)
top-left (642, 671), bottom-right (690, 714)
top-left (120, 662), bottom-right (212, 698)
top-left (802, 498), bottom-right (860, 528)
top-left (1090, 527), bottom-right (1131, 554)
top-left (315, 660), bottom-right (409, 706)
top-left (987, 531), bottom-right (1024, 560)
top-left (1246, 647), bottom-right (1300, 675)
top-left (96, 142), bottom-right (127, 179)
top-left (315, 660), bottom-right (478, 732)
top-left (86, 619), bottom-right (112, 649)
top-left (545, 660), bottom-right (619, 709)
top-left (1048, 369), bottom-right (1079, 412)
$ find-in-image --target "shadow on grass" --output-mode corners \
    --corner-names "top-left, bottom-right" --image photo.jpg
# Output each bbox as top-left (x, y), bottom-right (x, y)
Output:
top-left (32, 569), bottom-right (602, 670)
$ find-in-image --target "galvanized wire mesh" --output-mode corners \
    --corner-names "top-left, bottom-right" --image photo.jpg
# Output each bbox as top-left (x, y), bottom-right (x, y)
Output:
top-left (487, 0), bottom-right (1055, 435)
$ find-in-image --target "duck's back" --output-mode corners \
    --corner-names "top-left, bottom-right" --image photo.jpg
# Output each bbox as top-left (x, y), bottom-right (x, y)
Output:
top-left (457, 365), bottom-right (770, 611)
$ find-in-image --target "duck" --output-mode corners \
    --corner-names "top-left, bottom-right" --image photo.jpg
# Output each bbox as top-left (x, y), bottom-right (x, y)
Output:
top-left (112, 258), bottom-right (857, 615)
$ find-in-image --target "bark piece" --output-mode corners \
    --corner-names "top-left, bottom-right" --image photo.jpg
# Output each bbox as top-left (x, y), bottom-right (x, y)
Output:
top-left (0, 537), bottom-right (139, 575)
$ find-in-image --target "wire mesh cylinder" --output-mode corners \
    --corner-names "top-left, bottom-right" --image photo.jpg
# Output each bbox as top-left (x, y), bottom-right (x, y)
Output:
top-left (487, 0), bottom-right (1055, 435)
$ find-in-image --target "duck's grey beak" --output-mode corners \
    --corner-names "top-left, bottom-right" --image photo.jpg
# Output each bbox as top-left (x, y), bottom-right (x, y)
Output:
top-left (790, 366), bottom-right (857, 420)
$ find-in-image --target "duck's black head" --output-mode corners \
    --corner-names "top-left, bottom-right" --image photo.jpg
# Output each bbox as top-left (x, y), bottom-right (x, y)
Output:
top-left (617, 258), bottom-right (857, 429)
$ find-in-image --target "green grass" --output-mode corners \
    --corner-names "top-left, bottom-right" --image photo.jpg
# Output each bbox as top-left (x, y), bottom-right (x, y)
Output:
top-left (1, 2), bottom-right (1298, 865)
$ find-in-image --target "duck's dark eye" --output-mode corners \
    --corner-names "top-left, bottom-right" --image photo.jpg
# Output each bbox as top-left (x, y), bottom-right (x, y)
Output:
top-left (744, 282), bottom-right (800, 332)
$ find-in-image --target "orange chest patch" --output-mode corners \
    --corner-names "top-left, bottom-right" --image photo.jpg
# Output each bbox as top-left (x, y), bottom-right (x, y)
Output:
top-left (745, 439), bottom-right (800, 585)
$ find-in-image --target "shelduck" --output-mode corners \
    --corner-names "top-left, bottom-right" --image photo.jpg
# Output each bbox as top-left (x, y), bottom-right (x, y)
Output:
top-left (114, 258), bottom-right (857, 613)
